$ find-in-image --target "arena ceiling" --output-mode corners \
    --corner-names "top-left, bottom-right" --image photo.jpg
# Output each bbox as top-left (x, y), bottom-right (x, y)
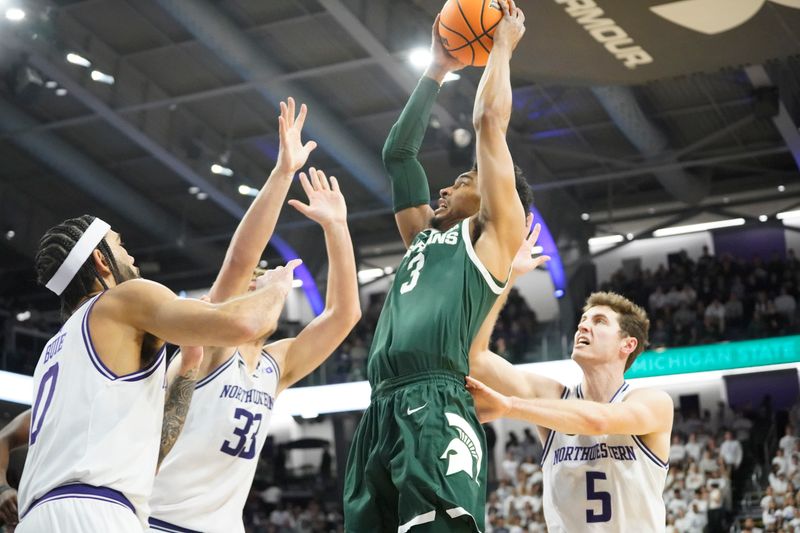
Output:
top-left (0, 0), bottom-right (799, 318)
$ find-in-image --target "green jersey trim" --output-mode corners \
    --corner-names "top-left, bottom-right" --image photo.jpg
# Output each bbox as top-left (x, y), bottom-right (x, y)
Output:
top-left (460, 218), bottom-right (508, 295)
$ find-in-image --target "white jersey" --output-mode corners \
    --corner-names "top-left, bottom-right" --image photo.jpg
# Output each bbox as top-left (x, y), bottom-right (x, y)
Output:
top-left (18, 293), bottom-right (167, 526)
top-left (541, 383), bottom-right (668, 532)
top-left (149, 349), bottom-right (279, 533)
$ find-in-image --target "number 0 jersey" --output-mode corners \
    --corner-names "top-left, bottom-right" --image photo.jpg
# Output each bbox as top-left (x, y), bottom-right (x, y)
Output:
top-left (541, 383), bottom-right (669, 532)
top-left (149, 349), bottom-right (279, 533)
top-left (18, 293), bottom-right (167, 525)
top-left (367, 218), bottom-right (507, 385)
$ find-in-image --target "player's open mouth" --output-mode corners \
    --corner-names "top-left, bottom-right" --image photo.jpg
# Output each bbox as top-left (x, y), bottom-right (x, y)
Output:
top-left (576, 336), bottom-right (590, 346)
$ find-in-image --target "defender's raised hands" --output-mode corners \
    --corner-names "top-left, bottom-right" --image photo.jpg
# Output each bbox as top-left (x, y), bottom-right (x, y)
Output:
top-left (288, 168), bottom-right (347, 229)
top-left (275, 97), bottom-right (317, 177)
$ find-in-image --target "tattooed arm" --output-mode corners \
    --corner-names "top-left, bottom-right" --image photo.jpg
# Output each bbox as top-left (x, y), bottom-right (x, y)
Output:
top-left (158, 346), bottom-right (203, 469)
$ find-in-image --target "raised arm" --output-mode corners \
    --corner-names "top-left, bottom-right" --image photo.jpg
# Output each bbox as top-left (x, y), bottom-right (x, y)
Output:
top-left (209, 97), bottom-right (317, 303)
top-left (472, 0), bottom-right (527, 278)
top-left (385, 16), bottom-right (465, 247)
top-left (267, 169), bottom-right (361, 394)
top-left (469, 220), bottom-right (560, 399)
top-left (0, 410), bottom-right (31, 527)
top-left (100, 263), bottom-right (297, 347)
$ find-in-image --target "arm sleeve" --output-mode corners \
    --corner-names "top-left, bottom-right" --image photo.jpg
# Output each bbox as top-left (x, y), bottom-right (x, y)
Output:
top-left (382, 76), bottom-right (441, 213)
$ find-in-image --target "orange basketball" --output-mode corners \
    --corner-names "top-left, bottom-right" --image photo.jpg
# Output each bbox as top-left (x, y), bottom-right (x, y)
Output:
top-left (438, 0), bottom-right (503, 67)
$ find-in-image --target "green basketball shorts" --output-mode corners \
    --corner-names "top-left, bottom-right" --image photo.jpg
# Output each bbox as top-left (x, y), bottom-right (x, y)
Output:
top-left (343, 371), bottom-right (487, 532)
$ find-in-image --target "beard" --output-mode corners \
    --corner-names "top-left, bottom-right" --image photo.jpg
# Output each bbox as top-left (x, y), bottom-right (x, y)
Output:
top-left (116, 262), bottom-right (141, 282)
top-left (430, 214), bottom-right (444, 230)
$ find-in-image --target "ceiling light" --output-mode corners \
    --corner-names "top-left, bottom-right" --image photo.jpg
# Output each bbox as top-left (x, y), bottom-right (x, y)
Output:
top-left (238, 185), bottom-right (257, 197)
top-left (196, 192), bottom-right (208, 200)
top-left (45, 80), bottom-right (57, 89)
top-left (55, 88), bottom-right (68, 96)
top-left (626, 233), bottom-right (634, 240)
top-left (776, 210), bottom-right (800, 221)
top-left (652, 218), bottom-right (745, 237)
top-left (357, 268), bottom-right (384, 284)
top-left (292, 279), bottom-right (304, 288)
top-left (408, 48), bottom-right (432, 69)
top-left (443, 72), bottom-right (460, 82)
top-left (5, 8), bottom-right (25, 21)
top-left (90, 70), bottom-right (115, 85)
top-left (588, 234), bottom-right (624, 246)
top-left (66, 53), bottom-right (91, 68)
top-left (452, 128), bottom-right (472, 148)
top-left (188, 186), bottom-right (200, 195)
top-left (759, 215), bottom-right (768, 222)
top-left (5, 230), bottom-right (15, 240)
top-left (211, 163), bottom-right (233, 176)
top-left (16, 310), bottom-right (31, 322)
top-left (580, 213), bottom-right (590, 221)
top-left (532, 246), bottom-right (544, 254)
top-left (778, 185), bottom-right (786, 192)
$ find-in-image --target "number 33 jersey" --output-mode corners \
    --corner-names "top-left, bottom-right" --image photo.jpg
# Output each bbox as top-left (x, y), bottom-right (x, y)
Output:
top-left (18, 294), bottom-right (167, 525)
top-left (541, 383), bottom-right (669, 532)
top-left (149, 349), bottom-right (279, 533)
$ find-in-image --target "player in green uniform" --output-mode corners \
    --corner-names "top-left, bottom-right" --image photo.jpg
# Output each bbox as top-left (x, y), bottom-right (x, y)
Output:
top-left (343, 1), bottom-right (530, 531)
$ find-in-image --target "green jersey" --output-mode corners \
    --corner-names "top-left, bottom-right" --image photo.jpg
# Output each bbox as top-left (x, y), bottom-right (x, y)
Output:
top-left (367, 218), bottom-right (507, 385)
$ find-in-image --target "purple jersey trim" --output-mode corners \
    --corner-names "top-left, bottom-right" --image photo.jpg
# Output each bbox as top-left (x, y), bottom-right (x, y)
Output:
top-left (195, 351), bottom-right (238, 389)
top-left (82, 293), bottom-right (166, 382)
top-left (576, 382), bottom-right (629, 403)
top-left (21, 483), bottom-right (135, 519)
top-left (541, 386), bottom-right (570, 463)
top-left (261, 349), bottom-right (281, 383)
top-left (148, 517), bottom-right (203, 533)
top-left (632, 435), bottom-right (670, 469)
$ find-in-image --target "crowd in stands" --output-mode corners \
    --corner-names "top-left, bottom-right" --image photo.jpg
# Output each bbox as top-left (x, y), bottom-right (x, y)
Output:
top-left (602, 247), bottom-right (800, 349)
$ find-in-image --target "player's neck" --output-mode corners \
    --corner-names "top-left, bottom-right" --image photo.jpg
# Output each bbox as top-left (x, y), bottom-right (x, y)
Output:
top-left (580, 365), bottom-right (625, 403)
top-left (238, 342), bottom-right (262, 374)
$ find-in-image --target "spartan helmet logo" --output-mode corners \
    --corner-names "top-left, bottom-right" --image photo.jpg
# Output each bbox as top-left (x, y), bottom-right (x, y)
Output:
top-left (650, 0), bottom-right (800, 35)
top-left (440, 412), bottom-right (483, 485)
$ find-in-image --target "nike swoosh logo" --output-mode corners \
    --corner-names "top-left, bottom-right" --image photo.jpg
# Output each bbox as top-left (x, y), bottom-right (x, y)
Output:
top-left (407, 403), bottom-right (428, 415)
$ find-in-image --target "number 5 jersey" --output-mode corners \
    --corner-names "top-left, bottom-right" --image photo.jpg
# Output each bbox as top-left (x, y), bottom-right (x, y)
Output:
top-left (541, 383), bottom-right (669, 532)
top-left (149, 348), bottom-right (279, 533)
top-left (18, 293), bottom-right (167, 526)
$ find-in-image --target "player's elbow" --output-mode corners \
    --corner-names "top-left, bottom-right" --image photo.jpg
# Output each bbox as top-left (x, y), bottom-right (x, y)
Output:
top-left (227, 314), bottom-right (265, 345)
top-left (473, 105), bottom-right (507, 132)
top-left (582, 411), bottom-right (611, 435)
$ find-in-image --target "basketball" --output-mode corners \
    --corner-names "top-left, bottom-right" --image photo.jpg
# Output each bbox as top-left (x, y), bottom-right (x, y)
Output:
top-left (438, 0), bottom-right (503, 67)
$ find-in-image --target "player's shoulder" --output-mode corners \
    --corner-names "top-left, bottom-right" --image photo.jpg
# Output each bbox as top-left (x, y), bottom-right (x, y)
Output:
top-left (101, 278), bottom-right (173, 304)
top-left (624, 386), bottom-right (674, 408)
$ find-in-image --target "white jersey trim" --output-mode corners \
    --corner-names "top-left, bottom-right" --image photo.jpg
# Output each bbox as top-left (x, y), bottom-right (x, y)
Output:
top-left (398, 510), bottom-right (436, 532)
top-left (460, 218), bottom-right (508, 295)
top-left (82, 293), bottom-right (166, 382)
top-left (445, 507), bottom-right (483, 531)
top-left (260, 349), bottom-right (281, 384)
top-left (194, 352), bottom-right (238, 389)
top-left (632, 435), bottom-right (670, 469)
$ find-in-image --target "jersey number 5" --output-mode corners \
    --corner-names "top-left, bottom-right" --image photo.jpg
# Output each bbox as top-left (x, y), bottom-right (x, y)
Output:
top-left (586, 471), bottom-right (612, 523)
top-left (400, 253), bottom-right (425, 294)
top-left (221, 408), bottom-right (263, 460)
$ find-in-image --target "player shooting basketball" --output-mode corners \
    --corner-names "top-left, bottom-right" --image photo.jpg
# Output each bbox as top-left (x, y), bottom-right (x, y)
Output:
top-left (343, 1), bottom-right (534, 530)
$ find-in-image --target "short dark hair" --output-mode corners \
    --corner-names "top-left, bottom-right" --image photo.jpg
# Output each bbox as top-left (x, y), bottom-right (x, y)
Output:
top-left (471, 163), bottom-right (534, 216)
top-left (35, 215), bottom-right (123, 317)
top-left (583, 291), bottom-right (650, 371)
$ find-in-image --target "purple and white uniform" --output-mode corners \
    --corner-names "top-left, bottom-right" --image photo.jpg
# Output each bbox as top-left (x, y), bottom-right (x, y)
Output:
top-left (541, 383), bottom-right (668, 532)
top-left (148, 349), bottom-right (279, 533)
top-left (17, 293), bottom-right (166, 532)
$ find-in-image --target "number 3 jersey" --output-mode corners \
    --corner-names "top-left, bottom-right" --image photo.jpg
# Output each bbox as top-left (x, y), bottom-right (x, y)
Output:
top-left (149, 349), bottom-right (279, 533)
top-left (367, 218), bottom-right (506, 385)
top-left (18, 294), bottom-right (167, 525)
top-left (541, 383), bottom-right (668, 532)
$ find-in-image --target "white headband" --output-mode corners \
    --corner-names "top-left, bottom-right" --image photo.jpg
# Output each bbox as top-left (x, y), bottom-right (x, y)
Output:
top-left (45, 218), bottom-right (111, 296)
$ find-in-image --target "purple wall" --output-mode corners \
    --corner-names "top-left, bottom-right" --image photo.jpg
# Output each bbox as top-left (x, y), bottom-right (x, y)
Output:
top-left (713, 226), bottom-right (786, 262)
top-left (724, 369), bottom-right (799, 411)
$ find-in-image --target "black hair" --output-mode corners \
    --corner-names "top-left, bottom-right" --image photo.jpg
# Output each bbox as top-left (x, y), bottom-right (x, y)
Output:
top-left (471, 162), bottom-right (534, 216)
top-left (34, 215), bottom-right (123, 318)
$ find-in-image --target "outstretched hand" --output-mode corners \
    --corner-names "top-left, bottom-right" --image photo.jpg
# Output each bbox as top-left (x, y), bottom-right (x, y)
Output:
top-left (0, 485), bottom-right (18, 529)
top-left (513, 215), bottom-right (551, 276)
top-left (288, 168), bottom-right (347, 229)
top-left (466, 376), bottom-right (512, 424)
top-left (274, 97), bottom-right (317, 177)
top-left (493, 0), bottom-right (526, 52)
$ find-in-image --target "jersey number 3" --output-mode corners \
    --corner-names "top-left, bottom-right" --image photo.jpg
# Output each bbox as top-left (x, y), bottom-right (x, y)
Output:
top-left (221, 408), bottom-right (263, 460)
top-left (400, 253), bottom-right (425, 294)
top-left (586, 471), bottom-right (612, 523)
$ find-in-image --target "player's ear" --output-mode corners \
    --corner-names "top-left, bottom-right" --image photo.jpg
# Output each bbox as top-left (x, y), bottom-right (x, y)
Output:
top-left (92, 249), bottom-right (112, 276)
top-left (620, 336), bottom-right (637, 356)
